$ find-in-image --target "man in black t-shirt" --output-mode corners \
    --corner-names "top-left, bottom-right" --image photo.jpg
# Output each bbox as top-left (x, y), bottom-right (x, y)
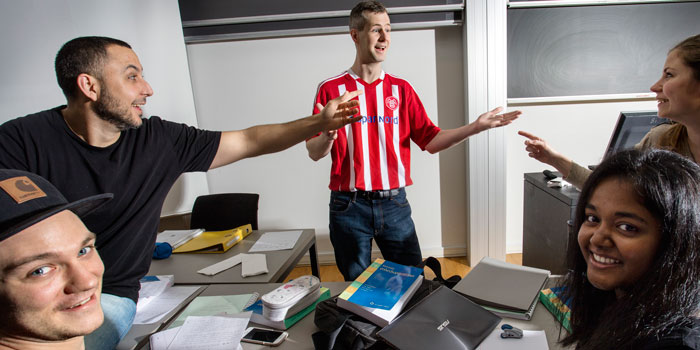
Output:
top-left (0, 36), bottom-right (360, 350)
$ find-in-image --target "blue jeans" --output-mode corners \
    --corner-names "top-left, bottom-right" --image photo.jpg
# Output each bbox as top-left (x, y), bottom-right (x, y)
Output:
top-left (329, 188), bottom-right (422, 281)
top-left (84, 293), bottom-right (136, 350)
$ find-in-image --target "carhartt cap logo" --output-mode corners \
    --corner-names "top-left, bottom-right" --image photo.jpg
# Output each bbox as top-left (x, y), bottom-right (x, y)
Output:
top-left (0, 176), bottom-right (47, 204)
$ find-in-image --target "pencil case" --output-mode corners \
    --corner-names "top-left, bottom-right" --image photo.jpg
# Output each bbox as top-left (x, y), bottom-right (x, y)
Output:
top-left (262, 275), bottom-right (321, 321)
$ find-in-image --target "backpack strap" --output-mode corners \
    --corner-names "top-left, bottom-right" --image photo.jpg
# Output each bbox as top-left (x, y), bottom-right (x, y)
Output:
top-left (417, 257), bottom-right (462, 289)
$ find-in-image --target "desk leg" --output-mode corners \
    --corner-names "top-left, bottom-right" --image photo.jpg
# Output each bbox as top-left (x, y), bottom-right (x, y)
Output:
top-left (309, 243), bottom-right (320, 279)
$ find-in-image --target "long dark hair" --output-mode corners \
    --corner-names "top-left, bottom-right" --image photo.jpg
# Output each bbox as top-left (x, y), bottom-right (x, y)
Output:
top-left (560, 149), bottom-right (700, 349)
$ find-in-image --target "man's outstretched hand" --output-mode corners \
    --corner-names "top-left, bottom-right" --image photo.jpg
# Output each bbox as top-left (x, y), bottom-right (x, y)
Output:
top-left (317, 90), bottom-right (363, 131)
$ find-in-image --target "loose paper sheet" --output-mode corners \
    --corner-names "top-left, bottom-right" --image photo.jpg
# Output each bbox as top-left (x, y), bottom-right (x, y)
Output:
top-left (132, 286), bottom-right (200, 324)
top-left (151, 318), bottom-right (246, 350)
top-left (241, 253), bottom-right (268, 277)
top-left (169, 294), bottom-right (256, 329)
top-left (167, 315), bottom-right (250, 350)
top-left (137, 275), bottom-right (174, 311)
top-left (248, 230), bottom-right (302, 252)
top-left (197, 254), bottom-right (242, 276)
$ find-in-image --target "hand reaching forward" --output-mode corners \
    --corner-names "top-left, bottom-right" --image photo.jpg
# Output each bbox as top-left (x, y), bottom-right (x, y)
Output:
top-left (518, 130), bottom-right (572, 176)
top-left (317, 90), bottom-right (363, 132)
top-left (474, 107), bottom-right (522, 133)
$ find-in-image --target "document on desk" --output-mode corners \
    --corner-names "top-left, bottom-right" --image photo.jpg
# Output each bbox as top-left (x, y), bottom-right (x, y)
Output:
top-left (133, 286), bottom-right (201, 324)
top-left (169, 315), bottom-right (249, 350)
top-left (137, 275), bottom-right (174, 311)
top-left (169, 294), bottom-right (258, 329)
top-left (151, 315), bottom-right (248, 350)
top-left (197, 253), bottom-right (242, 276)
top-left (476, 328), bottom-right (548, 350)
top-left (248, 230), bottom-right (303, 252)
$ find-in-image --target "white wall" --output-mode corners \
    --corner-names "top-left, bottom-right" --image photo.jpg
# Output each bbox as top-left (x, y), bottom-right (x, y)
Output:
top-left (186, 28), bottom-right (469, 262)
top-left (3, 0), bottom-right (662, 259)
top-left (0, 0), bottom-right (207, 215)
top-left (504, 99), bottom-right (658, 253)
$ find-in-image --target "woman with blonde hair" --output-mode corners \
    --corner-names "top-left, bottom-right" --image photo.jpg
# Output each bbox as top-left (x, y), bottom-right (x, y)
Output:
top-left (520, 34), bottom-right (700, 188)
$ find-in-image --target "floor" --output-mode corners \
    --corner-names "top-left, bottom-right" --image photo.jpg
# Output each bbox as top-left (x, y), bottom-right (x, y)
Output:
top-left (287, 254), bottom-right (523, 282)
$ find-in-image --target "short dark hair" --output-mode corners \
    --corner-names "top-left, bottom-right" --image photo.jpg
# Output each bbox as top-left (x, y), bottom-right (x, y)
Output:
top-left (560, 149), bottom-right (700, 348)
top-left (54, 36), bottom-right (131, 100)
top-left (349, 1), bottom-right (387, 31)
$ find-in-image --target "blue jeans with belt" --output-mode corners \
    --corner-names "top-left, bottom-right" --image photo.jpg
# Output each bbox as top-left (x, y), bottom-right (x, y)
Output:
top-left (329, 188), bottom-right (422, 281)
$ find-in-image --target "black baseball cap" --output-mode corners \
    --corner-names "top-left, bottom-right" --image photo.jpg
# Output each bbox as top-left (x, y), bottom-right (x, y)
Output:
top-left (0, 169), bottom-right (112, 242)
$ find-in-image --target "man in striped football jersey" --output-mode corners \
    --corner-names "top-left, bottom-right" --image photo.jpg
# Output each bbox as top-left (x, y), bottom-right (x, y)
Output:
top-left (306, 1), bottom-right (521, 281)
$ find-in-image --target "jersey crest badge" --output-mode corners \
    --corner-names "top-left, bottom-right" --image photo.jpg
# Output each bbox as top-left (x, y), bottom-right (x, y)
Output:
top-left (385, 96), bottom-right (399, 111)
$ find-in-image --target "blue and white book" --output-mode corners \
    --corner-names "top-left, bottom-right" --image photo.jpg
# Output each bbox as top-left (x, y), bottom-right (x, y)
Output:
top-left (337, 258), bottom-right (423, 327)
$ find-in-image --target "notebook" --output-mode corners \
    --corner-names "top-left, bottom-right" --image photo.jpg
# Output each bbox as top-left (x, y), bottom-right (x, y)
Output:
top-left (377, 286), bottom-right (501, 350)
top-left (452, 257), bottom-right (549, 320)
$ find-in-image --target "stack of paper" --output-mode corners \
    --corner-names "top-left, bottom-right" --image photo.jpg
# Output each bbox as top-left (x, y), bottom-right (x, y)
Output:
top-left (133, 283), bottom-right (202, 325)
top-left (150, 314), bottom-right (250, 350)
top-left (137, 275), bottom-right (175, 311)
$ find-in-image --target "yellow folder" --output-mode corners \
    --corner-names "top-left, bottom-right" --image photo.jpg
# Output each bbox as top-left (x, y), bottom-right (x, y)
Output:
top-left (172, 224), bottom-right (252, 253)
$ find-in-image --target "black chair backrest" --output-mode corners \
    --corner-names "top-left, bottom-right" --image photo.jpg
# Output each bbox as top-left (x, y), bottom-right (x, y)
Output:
top-left (190, 193), bottom-right (259, 231)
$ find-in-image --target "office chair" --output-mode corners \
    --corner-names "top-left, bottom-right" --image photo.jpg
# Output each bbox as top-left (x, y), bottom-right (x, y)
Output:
top-left (190, 193), bottom-right (260, 231)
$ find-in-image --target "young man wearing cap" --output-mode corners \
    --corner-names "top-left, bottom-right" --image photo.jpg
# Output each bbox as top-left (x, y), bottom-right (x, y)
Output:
top-left (306, 1), bottom-right (521, 281)
top-left (0, 169), bottom-right (112, 350)
top-left (0, 36), bottom-right (360, 349)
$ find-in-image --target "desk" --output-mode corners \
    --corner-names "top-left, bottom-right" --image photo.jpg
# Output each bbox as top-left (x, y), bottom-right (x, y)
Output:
top-left (523, 173), bottom-right (580, 274)
top-left (199, 282), bottom-right (571, 350)
top-left (148, 229), bottom-right (319, 284)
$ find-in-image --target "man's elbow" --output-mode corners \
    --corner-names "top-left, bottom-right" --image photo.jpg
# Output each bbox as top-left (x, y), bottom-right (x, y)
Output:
top-left (308, 152), bottom-right (322, 161)
top-left (424, 143), bottom-right (440, 154)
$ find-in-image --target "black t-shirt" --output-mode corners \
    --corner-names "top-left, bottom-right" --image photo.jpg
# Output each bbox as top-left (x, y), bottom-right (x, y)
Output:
top-left (0, 106), bottom-right (221, 302)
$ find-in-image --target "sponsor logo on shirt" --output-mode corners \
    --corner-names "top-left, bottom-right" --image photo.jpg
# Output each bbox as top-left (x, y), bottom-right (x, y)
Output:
top-left (385, 96), bottom-right (399, 111)
top-left (360, 116), bottom-right (399, 125)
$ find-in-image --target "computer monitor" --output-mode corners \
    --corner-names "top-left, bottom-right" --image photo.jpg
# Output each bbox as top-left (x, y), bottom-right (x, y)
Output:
top-left (603, 111), bottom-right (670, 159)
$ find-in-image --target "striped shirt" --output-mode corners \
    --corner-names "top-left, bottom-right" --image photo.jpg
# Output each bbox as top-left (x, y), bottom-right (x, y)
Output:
top-left (312, 70), bottom-right (440, 191)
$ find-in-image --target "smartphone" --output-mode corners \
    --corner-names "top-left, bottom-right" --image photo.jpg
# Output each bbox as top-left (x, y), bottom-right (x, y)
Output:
top-left (241, 327), bottom-right (288, 346)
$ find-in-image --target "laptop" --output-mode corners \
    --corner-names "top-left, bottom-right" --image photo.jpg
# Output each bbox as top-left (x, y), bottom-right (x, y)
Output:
top-left (377, 286), bottom-right (501, 350)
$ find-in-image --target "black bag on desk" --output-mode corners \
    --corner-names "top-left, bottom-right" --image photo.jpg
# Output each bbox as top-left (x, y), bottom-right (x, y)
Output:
top-left (312, 280), bottom-right (443, 350)
top-left (312, 257), bottom-right (456, 350)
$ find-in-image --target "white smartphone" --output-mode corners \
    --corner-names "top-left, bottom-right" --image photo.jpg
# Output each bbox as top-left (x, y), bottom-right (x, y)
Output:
top-left (241, 327), bottom-right (288, 346)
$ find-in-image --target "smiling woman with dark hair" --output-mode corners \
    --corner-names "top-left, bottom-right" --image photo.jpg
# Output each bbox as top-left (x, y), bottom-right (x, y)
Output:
top-left (559, 149), bottom-right (700, 349)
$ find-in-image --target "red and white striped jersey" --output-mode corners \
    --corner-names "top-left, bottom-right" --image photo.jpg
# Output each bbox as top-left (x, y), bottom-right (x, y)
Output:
top-left (312, 70), bottom-right (440, 192)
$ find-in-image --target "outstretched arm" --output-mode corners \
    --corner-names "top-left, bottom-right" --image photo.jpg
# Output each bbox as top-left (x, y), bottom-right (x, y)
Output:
top-left (306, 128), bottom-right (337, 161)
top-left (518, 130), bottom-right (573, 177)
top-left (424, 107), bottom-right (521, 154)
top-left (209, 90), bottom-right (361, 169)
